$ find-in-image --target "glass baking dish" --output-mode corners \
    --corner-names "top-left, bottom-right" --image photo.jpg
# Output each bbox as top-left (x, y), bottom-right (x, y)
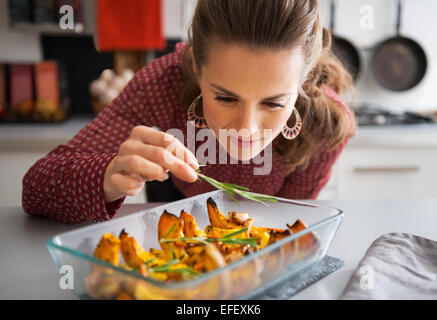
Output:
top-left (47, 190), bottom-right (343, 300)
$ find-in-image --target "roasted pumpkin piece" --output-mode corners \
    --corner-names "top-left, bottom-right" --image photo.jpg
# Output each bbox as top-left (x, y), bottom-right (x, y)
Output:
top-left (216, 243), bottom-right (256, 265)
top-left (93, 233), bottom-right (121, 266)
top-left (203, 243), bottom-right (228, 268)
top-left (136, 260), bottom-right (169, 282)
top-left (85, 269), bottom-right (121, 300)
top-left (158, 210), bottom-right (184, 242)
top-left (249, 227), bottom-right (270, 248)
top-left (287, 219), bottom-right (317, 250)
top-left (228, 211), bottom-right (250, 225)
top-left (149, 247), bottom-right (173, 261)
top-left (287, 219), bottom-right (320, 260)
top-left (259, 247), bottom-right (283, 281)
top-left (180, 210), bottom-right (207, 238)
top-left (258, 229), bottom-right (293, 278)
top-left (230, 257), bottom-right (262, 296)
top-left (196, 243), bottom-right (231, 299)
top-left (268, 228), bottom-right (292, 244)
top-left (207, 197), bottom-right (242, 229)
top-left (115, 291), bottom-right (133, 300)
top-left (157, 210), bottom-right (186, 259)
top-left (133, 281), bottom-right (171, 300)
top-left (119, 229), bottom-right (156, 269)
top-left (204, 225), bottom-right (249, 239)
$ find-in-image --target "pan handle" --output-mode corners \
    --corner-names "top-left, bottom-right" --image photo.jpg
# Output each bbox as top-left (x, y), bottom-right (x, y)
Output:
top-left (329, 0), bottom-right (336, 33)
top-left (395, 0), bottom-right (403, 35)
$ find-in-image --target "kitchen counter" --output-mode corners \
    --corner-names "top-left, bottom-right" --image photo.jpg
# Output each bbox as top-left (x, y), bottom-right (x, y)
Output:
top-left (0, 116), bottom-right (94, 150)
top-left (1, 197), bottom-right (436, 299)
top-left (349, 124), bottom-right (437, 148)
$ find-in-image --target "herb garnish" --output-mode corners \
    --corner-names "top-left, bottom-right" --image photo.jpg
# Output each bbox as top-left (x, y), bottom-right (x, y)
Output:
top-left (196, 165), bottom-right (278, 206)
top-left (160, 227), bottom-right (258, 249)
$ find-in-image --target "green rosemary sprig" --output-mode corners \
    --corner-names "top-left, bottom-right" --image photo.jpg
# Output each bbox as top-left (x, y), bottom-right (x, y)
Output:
top-left (160, 227), bottom-right (258, 249)
top-left (136, 258), bottom-right (199, 280)
top-left (162, 222), bottom-right (177, 239)
top-left (195, 166), bottom-right (278, 206)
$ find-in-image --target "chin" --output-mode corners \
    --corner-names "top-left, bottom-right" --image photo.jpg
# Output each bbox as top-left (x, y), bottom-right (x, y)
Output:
top-left (224, 140), bottom-right (266, 162)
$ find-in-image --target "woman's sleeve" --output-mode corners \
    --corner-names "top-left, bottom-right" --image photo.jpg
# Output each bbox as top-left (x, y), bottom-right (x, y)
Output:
top-left (276, 138), bottom-right (349, 199)
top-left (22, 63), bottom-right (176, 224)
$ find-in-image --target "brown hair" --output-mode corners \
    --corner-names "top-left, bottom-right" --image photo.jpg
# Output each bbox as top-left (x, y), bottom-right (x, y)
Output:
top-left (179, 0), bottom-right (357, 173)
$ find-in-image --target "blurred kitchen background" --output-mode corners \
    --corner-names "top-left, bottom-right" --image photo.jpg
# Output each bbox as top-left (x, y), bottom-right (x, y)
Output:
top-left (0, 0), bottom-right (436, 206)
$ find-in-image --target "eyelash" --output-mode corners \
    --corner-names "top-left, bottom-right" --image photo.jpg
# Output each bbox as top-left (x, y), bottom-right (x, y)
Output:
top-left (214, 96), bottom-right (284, 108)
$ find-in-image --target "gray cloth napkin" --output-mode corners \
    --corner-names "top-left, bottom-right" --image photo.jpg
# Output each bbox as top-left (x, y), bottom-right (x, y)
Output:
top-left (341, 232), bottom-right (437, 300)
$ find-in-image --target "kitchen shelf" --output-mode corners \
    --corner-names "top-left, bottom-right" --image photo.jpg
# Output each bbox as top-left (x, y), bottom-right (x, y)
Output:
top-left (9, 23), bottom-right (91, 36)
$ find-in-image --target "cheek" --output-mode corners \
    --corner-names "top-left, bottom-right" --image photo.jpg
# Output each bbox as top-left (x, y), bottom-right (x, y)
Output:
top-left (202, 99), bottom-right (228, 131)
top-left (263, 108), bottom-right (293, 135)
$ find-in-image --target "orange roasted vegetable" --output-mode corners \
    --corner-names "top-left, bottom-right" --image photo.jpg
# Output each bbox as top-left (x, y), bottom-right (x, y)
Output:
top-left (93, 233), bottom-right (121, 266)
top-left (207, 198), bottom-right (246, 229)
top-left (158, 210), bottom-right (184, 242)
top-left (119, 229), bottom-right (156, 269)
top-left (287, 219), bottom-right (320, 260)
top-left (157, 210), bottom-right (186, 259)
top-left (287, 219), bottom-right (317, 250)
top-left (88, 197), bottom-right (317, 300)
top-left (85, 269), bottom-right (121, 300)
top-left (180, 210), bottom-right (207, 238)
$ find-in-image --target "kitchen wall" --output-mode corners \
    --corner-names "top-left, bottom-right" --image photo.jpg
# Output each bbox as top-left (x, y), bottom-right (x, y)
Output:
top-left (1, 0), bottom-right (436, 114)
top-left (1, 0), bottom-right (436, 111)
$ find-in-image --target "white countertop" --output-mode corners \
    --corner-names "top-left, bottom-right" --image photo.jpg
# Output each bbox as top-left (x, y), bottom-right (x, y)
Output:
top-left (0, 116), bottom-right (94, 150)
top-left (349, 124), bottom-right (437, 148)
top-left (1, 197), bottom-right (436, 299)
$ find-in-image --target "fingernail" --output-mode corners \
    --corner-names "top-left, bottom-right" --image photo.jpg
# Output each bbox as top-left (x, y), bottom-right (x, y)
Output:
top-left (189, 162), bottom-right (199, 170)
top-left (187, 158), bottom-right (199, 169)
top-left (161, 172), bottom-right (169, 181)
top-left (188, 168), bottom-right (198, 181)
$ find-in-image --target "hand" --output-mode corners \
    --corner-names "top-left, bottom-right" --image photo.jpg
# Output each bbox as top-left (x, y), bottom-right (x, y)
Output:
top-left (103, 125), bottom-right (199, 203)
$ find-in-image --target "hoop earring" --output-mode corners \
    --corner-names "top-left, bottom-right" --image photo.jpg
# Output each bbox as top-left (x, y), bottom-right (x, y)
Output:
top-left (282, 108), bottom-right (302, 140)
top-left (187, 94), bottom-right (208, 128)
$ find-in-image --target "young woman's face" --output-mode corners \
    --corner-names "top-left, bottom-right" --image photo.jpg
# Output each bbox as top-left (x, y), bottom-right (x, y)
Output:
top-left (193, 42), bottom-right (305, 161)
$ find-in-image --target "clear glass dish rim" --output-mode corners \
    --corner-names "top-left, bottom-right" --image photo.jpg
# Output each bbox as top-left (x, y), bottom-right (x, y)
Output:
top-left (46, 190), bottom-right (344, 291)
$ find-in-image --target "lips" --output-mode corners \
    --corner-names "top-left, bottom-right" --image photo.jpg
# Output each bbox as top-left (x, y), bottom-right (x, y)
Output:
top-left (229, 135), bottom-right (263, 149)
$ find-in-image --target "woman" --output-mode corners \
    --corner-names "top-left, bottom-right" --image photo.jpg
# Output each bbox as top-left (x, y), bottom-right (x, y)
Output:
top-left (22, 0), bottom-right (356, 224)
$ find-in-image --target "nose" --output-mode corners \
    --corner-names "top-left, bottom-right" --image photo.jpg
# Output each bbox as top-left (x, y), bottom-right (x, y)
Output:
top-left (235, 105), bottom-right (260, 136)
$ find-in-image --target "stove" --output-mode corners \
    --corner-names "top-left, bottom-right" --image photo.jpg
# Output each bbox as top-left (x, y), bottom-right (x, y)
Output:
top-left (353, 105), bottom-right (437, 126)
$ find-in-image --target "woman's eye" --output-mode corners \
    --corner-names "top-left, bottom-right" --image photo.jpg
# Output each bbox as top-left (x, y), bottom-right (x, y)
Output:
top-left (215, 96), bottom-right (236, 103)
top-left (264, 102), bottom-right (283, 108)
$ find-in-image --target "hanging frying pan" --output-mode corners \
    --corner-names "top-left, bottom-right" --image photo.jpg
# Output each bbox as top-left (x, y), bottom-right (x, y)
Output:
top-left (329, 0), bottom-right (361, 81)
top-left (372, 0), bottom-right (427, 91)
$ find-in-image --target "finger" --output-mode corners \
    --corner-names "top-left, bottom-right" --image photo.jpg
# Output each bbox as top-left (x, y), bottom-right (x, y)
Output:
top-left (113, 154), bottom-right (170, 182)
top-left (109, 172), bottom-right (145, 197)
top-left (131, 126), bottom-right (199, 169)
top-left (138, 144), bottom-right (198, 183)
top-left (119, 140), bottom-right (198, 183)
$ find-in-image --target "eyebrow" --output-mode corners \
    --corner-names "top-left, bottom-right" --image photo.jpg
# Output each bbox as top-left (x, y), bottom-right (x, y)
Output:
top-left (210, 83), bottom-right (293, 100)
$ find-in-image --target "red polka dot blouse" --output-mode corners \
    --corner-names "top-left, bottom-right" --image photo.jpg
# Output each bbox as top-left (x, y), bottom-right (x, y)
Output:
top-left (22, 42), bottom-right (353, 224)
